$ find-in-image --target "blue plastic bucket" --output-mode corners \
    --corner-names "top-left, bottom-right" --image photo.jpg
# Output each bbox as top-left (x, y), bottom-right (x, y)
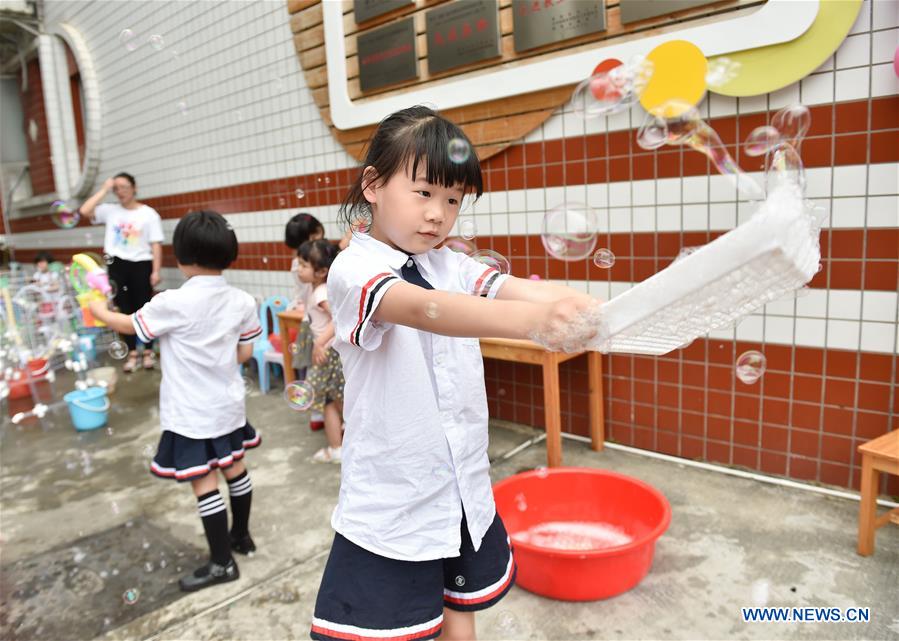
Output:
top-left (64, 386), bottom-right (109, 431)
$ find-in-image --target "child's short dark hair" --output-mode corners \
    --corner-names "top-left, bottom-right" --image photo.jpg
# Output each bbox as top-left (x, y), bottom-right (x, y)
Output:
top-left (339, 106), bottom-right (483, 231)
top-left (285, 213), bottom-right (324, 249)
top-left (34, 251), bottom-right (54, 264)
top-left (297, 239), bottom-right (339, 272)
top-left (173, 210), bottom-right (238, 270)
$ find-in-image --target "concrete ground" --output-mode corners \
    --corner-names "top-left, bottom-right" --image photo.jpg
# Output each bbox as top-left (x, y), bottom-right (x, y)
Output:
top-left (1, 367), bottom-right (897, 641)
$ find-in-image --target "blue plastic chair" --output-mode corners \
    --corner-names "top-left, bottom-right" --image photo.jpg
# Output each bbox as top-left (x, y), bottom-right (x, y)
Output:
top-left (251, 295), bottom-right (288, 393)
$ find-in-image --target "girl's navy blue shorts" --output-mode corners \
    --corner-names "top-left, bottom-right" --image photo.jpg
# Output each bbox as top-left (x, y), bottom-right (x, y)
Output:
top-left (310, 510), bottom-right (516, 641)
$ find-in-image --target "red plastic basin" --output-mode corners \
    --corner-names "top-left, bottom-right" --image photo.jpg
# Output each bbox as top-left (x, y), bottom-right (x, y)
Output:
top-left (7, 358), bottom-right (49, 400)
top-left (493, 467), bottom-right (671, 601)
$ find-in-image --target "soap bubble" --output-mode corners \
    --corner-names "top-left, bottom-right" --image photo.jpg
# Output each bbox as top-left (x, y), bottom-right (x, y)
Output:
top-left (735, 350), bottom-right (766, 384)
top-left (744, 126), bottom-right (783, 157)
top-left (592, 248), bottom-right (615, 269)
top-left (447, 138), bottom-right (470, 164)
top-left (541, 203), bottom-right (598, 261)
top-left (50, 201), bottom-right (80, 229)
top-left (288, 342), bottom-right (299, 355)
top-left (148, 34), bottom-right (165, 50)
top-left (295, 188), bottom-right (305, 200)
top-left (469, 249), bottom-right (511, 275)
top-left (705, 57), bottom-right (741, 88)
top-left (767, 143), bottom-right (805, 192)
top-left (176, 100), bottom-right (188, 115)
top-left (119, 29), bottom-right (137, 51)
top-left (661, 106), bottom-right (765, 200)
top-left (425, 302), bottom-right (439, 319)
top-left (572, 57), bottom-right (653, 118)
top-left (459, 218), bottom-right (477, 240)
top-left (284, 381), bottom-right (314, 411)
top-left (262, 257), bottom-right (268, 264)
top-left (636, 113), bottom-right (669, 150)
top-left (771, 104), bottom-right (810, 149)
top-left (443, 237), bottom-right (477, 255)
top-left (122, 588), bottom-right (140, 605)
top-left (108, 340), bottom-right (129, 360)
top-left (529, 274), bottom-right (541, 280)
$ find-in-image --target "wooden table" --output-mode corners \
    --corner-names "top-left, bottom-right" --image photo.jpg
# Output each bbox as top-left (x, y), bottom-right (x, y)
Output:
top-left (480, 338), bottom-right (604, 468)
top-left (277, 309), bottom-right (305, 386)
top-left (857, 430), bottom-right (899, 556)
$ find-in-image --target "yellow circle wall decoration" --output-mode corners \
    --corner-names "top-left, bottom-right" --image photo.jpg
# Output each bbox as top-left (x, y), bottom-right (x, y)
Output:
top-left (709, 0), bottom-right (863, 97)
top-left (640, 40), bottom-right (708, 118)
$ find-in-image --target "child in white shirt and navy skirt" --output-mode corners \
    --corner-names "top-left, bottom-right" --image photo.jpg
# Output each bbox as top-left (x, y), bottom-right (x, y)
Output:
top-left (90, 210), bottom-right (263, 593)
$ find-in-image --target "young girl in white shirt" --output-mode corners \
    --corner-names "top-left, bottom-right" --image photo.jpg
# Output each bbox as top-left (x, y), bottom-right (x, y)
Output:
top-left (312, 106), bottom-right (601, 640)
top-left (90, 210), bottom-right (262, 594)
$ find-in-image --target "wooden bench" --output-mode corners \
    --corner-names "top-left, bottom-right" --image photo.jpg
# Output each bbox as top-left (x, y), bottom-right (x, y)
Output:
top-left (480, 338), bottom-right (604, 468)
top-left (857, 430), bottom-right (899, 556)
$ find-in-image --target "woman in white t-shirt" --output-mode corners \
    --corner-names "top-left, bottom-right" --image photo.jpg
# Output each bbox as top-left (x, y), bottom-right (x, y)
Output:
top-left (79, 173), bottom-right (164, 372)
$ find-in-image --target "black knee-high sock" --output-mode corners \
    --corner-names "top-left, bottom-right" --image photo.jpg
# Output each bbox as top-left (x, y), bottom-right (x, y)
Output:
top-left (227, 471), bottom-right (253, 539)
top-left (197, 490), bottom-right (232, 566)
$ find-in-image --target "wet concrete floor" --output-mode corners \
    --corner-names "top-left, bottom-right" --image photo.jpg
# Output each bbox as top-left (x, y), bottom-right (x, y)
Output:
top-left (1, 367), bottom-right (897, 640)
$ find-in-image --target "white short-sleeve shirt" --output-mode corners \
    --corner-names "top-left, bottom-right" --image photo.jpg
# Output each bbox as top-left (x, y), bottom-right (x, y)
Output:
top-left (131, 275), bottom-right (262, 439)
top-left (93, 203), bottom-right (164, 262)
top-left (327, 232), bottom-right (509, 561)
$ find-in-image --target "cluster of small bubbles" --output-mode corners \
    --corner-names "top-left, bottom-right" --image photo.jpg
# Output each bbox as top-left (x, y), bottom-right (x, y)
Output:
top-left (284, 381), bottom-right (315, 411)
top-left (295, 188), bottom-right (305, 200)
top-left (469, 249), bottom-right (511, 275)
top-left (542, 203), bottom-right (598, 261)
top-left (447, 138), bottom-right (471, 164)
top-left (572, 56), bottom-right (653, 119)
top-left (705, 57), bottom-right (741, 88)
top-left (514, 493), bottom-right (528, 511)
top-left (119, 29), bottom-right (137, 51)
top-left (424, 302), bottom-right (439, 319)
top-left (148, 34), bottom-right (165, 50)
top-left (735, 350), bottom-right (766, 384)
top-left (108, 340), bottom-right (129, 360)
top-left (122, 588), bottom-right (140, 605)
top-left (50, 200), bottom-right (80, 229)
top-left (141, 540), bottom-right (150, 549)
top-left (459, 218), bottom-right (477, 241)
top-left (592, 248), bottom-right (615, 269)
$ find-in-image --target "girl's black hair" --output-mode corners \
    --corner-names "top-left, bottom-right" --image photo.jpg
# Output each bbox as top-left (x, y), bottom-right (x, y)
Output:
top-left (297, 239), bottom-right (339, 272)
top-left (338, 105), bottom-right (482, 230)
top-left (173, 210), bottom-right (238, 270)
top-left (34, 251), bottom-right (54, 264)
top-left (285, 212), bottom-right (324, 249)
top-left (114, 172), bottom-right (136, 187)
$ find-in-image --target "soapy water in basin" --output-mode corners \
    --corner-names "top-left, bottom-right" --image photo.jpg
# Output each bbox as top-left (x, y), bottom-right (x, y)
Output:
top-left (512, 521), bottom-right (633, 551)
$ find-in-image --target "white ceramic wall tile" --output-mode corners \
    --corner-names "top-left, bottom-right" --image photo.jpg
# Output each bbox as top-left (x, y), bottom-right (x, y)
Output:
top-left (835, 67), bottom-right (870, 101)
top-left (830, 197), bottom-right (867, 228)
top-left (868, 163), bottom-right (899, 195)
top-left (800, 72), bottom-right (835, 104)
top-left (765, 315), bottom-right (796, 344)
top-left (795, 318), bottom-right (827, 348)
top-left (862, 291), bottom-right (898, 322)
top-left (828, 290), bottom-right (863, 320)
top-left (871, 62), bottom-right (899, 96)
top-left (832, 165), bottom-right (869, 197)
top-left (872, 28), bottom-right (898, 63)
top-left (836, 33), bottom-right (871, 68)
top-left (871, 0), bottom-right (899, 29)
top-left (860, 321), bottom-right (896, 353)
top-left (826, 319), bottom-right (861, 350)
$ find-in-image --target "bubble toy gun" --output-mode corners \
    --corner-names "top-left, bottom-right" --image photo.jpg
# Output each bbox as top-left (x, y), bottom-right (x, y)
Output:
top-left (70, 253), bottom-right (111, 327)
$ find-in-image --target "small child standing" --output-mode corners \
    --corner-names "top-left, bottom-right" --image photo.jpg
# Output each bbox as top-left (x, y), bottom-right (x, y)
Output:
top-left (294, 239), bottom-right (344, 463)
top-left (284, 212), bottom-right (326, 431)
top-left (90, 210), bottom-right (262, 593)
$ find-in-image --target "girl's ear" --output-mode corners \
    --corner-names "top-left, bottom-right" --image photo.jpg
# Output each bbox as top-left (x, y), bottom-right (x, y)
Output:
top-left (361, 166), bottom-right (379, 205)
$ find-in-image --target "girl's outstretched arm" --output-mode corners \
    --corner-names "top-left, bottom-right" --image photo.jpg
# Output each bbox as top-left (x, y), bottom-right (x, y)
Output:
top-left (373, 281), bottom-right (597, 347)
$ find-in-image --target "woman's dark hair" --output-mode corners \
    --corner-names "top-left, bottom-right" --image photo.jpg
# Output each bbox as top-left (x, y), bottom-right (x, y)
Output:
top-left (173, 210), bottom-right (238, 270)
top-left (285, 212), bottom-right (324, 249)
top-left (297, 239), bottom-right (339, 272)
top-left (114, 172), bottom-right (136, 187)
top-left (34, 251), bottom-right (54, 264)
top-left (338, 105), bottom-right (482, 230)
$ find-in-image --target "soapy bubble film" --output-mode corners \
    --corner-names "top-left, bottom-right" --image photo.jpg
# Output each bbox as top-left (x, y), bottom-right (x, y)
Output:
top-left (541, 203), bottom-right (598, 261)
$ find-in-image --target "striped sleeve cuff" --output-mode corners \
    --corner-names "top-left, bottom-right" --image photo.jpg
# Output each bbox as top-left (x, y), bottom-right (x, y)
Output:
top-left (348, 272), bottom-right (399, 349)
top-left (132, 311), bottom-right (154, 343)
top-left (238, 325), bottom-right (263, 343)
top-left (472, 268), bottom-right (509, 299)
